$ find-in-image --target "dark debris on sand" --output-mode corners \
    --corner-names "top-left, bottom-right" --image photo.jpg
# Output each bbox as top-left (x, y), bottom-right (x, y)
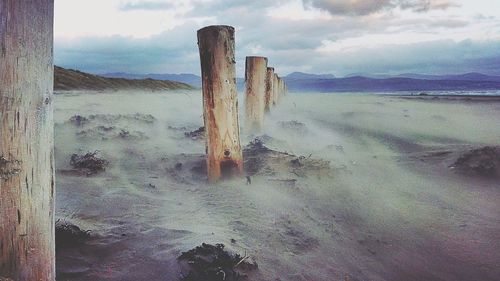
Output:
top-left (178, 243), bottom-right (258, 281)
top-left (55, 219), bottom-right (91, 249)
top-left (184, 126), bottom-right (205, 140)
top-left (87, 113), bottom-right (156, 124)
top-left (76, 126), bottom-right (148, 140)
top-left (68, 113), bottom-right (156, 126)
top-left (164, 137), bottom-right (330, 184)
top-left (277, 120), bottom-right (308, 135)
top-left (243, 138), bottom-right (330, 178)
top-left (69, 115), bottom-right (89, 126)
top-left (69, 151), bottom-right (109, 176)
top-left (451, 146), bottom-right (500, 178)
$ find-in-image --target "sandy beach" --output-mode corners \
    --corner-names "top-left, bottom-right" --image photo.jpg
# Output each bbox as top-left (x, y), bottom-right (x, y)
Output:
top-left (53, 91), bottom-right (500, 281)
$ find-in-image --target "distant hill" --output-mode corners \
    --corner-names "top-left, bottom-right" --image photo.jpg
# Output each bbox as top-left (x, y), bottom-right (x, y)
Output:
top-left (346, 72), bottom-right (500, 82)
top-left (102, 72), bottom-right (201, 88)
top-left (390, 73), bottom-right (500, 82)
top-left (286, 72), bottom-right (336, 80)
top-left (55, 66), bottom-right (194, 91)
top-left (283, 75), bottom-right (500, 93)
top-left (94, 68), bottom-right (500, 93)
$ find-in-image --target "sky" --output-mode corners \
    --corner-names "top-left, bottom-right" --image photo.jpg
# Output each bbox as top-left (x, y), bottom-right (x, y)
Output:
top-left (54, 0), bottom-right (500, 77)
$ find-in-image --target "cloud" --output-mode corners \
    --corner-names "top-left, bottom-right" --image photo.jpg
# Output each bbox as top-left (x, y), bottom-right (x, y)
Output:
top-left (55, 20), bottom-right (500, 77)
top-left (55, 22), bottom-right (202, 74)
top-left (53, 0), bottom-right (500, 76)
top-left (310, 39), bottom-right (500, 75)
top-left (305, 0), bottom-right (391, 16)
top-left (306, 0), bottom-right (458, 16)
top-left (119, 1), bottom-right (173, 11)
top-left (398, 0), bottom-right (458, 13)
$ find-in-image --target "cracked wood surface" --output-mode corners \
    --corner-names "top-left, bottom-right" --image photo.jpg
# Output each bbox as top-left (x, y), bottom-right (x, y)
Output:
top-left (0, 0), bottom-right (55, 280)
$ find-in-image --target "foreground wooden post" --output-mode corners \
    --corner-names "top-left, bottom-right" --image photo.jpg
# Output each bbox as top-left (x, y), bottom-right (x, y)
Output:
top-left (197, 25), bottom-right (243, 183)
top-left (0, 0), bottom-right (55, 280)
top-left (244, 56), bottom-right (268, 133)
top-left (264, 67), bottom-right (274, 113)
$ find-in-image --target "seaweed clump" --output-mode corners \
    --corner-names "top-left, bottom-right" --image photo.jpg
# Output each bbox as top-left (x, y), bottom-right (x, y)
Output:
top-left (243, 138), bottom-right (330, 178)
top-left (277, 120), bottom-right (308, 135)
top-left (185, 127), bottom-right (205, 140)
top-left (451, 146), bottom-right (500, 178)
top-left (178, 243), bottom-right (258, 281)
top-left (70, 151), bottom-right (109, 176)
top-left (69, 115), bottom-right (89, 126)
top-left (55, 219), bottom-right (91, 249)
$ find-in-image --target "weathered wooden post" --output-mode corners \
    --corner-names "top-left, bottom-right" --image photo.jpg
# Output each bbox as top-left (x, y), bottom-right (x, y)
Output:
top-left (277, 78), bottom-right (283, 101)
top-left (1, 0), bottom-right (55, 280)
top-left (244, 56), bottom-right (268, 133)
top-left (264, 67), bottom-right (274, 113)
top-left (197, 25), bottom-right (243, 183)
top-left (281, 79), bottom-right (285, 98)
top-left (272, 74), bottom-right (279, 106)
top-left (281, 78), bottom-right (286, 98)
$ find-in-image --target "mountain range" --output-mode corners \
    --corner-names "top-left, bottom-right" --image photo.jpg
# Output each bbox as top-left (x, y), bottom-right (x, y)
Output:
top-left (100, 71), bottom-right (500, 93)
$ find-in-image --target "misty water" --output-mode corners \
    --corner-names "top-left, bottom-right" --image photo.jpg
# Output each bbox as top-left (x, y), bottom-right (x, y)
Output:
top-left (54, 90), bottom-right (500, 281)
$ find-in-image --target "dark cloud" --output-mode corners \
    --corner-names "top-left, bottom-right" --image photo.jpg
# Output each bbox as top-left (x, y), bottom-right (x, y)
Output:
top-left (119, 1), bottom-right (173, 11)
top-left (55, 25), bottom-right (500, 77)
top-left (55, 22), bottom-right (201, 74)
top-left (54, 0), bottom-right (498, 76)
top-left (306, 0), bottom-right (458, 16)
top-left (308, 39), bottom-right (500, 76)
top-left (306, 0), bottom-right (391, 16)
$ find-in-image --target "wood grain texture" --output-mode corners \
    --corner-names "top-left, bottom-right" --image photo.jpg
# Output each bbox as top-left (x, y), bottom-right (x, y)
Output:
top-left (244, 56), bottom-right (267, 133)
top-left (264, 67), bottom-right (274, 113)
top-left (272, 74), bottom-right (279, 106)
top-left (0, 0), bottom-right (55, 280)
top-left (197, 25), bottom-right (243, 183)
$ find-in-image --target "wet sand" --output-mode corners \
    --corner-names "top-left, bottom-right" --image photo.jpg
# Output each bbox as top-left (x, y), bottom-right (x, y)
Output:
top-left (54, 91), bottom-right (500, 281)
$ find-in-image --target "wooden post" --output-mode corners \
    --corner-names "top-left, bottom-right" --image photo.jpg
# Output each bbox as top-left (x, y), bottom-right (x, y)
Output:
top-left (281, 79), bottom-right (285, 97)
top-left (1, 0), bottom-right (55, 280)
top-left (197, 25), bottom-right (243, 183)
top-left (272, 74), bottom-right (279, 106)
top-left (244, 56), bottom-right (268, 133)
top-left (277, 77), bottom-right (283, 101)
top-left (281, 78), bottom-right (286, 97)
top-left (264, 67), bottom-right (274, 113)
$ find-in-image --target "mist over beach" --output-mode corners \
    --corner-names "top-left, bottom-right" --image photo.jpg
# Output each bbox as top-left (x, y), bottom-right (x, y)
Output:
top-left (52, 89), bottom-right (500, 281)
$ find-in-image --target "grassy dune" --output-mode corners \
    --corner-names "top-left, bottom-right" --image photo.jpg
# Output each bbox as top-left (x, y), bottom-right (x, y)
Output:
top-left (54, 66), bottom-right (194, 91)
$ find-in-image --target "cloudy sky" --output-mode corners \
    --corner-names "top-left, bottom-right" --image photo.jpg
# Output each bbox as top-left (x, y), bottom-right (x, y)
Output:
top-left (54, 0), bottom-right (500, 77)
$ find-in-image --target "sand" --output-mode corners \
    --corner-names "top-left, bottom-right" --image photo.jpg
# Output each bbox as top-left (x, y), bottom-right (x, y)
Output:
top-left (54, 91), bottom-right (500, 281)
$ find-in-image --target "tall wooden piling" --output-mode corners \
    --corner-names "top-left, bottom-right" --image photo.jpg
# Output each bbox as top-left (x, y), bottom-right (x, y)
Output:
top-left (197, 25), bottom-right (243, 183)
top-left (244, 56), bottom-right (268, 133)
top-left (277, 78), bottom-right (283, 100)
top-left (0, 0), bottom-right (55, 280)
top-left (264, 67), bottom-right (274, 113)
top-left (281, 79), bottom-right (285, 98)
top-left (272, 74), bottom-right (279, 106)
top-left (280, 78), bottom-right (286, 98)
